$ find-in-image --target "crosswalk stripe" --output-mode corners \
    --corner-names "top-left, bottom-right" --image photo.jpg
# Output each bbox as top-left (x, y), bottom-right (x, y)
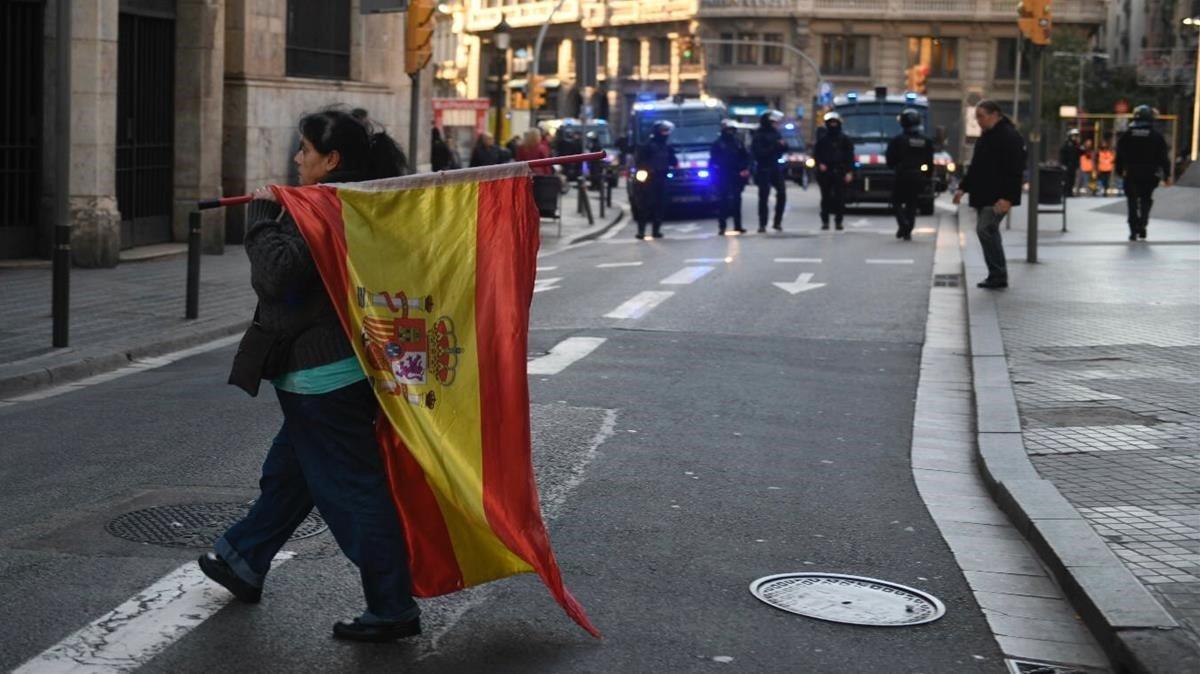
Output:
top-left (774, 257), bottom-right (822, 263)
top-left (596, 261), bottom-right (643, 268)
top-left (604, 291), bottom-right (675, 319)
top-left (865, 259), bottom-right (915, 264)
top-left (14, 553), bottom-right (295, 674)
top-left (528, 337), bottom-right (607, 375)
top-left (659, 266), bottom-right (714, 285)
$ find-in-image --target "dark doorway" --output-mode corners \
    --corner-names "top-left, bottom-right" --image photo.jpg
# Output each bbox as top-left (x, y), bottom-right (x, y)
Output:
top-left (0, 0), bottom-right (43, 259)
top-left (116, 2), bottom-right (175, 249)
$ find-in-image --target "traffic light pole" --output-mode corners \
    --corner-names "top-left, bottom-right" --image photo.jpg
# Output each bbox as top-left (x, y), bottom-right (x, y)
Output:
top-left (409, 72), bottom-right (420, 174)
top-left (52, 0), bottom-right (72, 347)
top-left (1026, 43), bottom-right (1043, 264)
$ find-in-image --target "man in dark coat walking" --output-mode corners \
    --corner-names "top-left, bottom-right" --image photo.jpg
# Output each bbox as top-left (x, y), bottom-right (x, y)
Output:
top-left (710, 119), bottom-right (751, 235)
top-left (954, 100), bottom-right (1026, 289)
top-left (812, 111), bottom-right (856, 230)
top-left (1116, 105), bottom-right (1172, 241)
top-left (750, 110), bottom-right (788, 232)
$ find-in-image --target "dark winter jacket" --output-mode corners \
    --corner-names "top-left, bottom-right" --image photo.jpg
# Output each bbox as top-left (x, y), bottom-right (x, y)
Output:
top-left (959, 117), bottom-right (1026, 208)
top-left (469, 142), bottom-right (502, 167)
top-left (886, 130), bottom-right (934, 181)
top-left (634, 137), bottom-right (678, 176)
top-left (1059, 140), bottom-right (1082, 170)
top-left (750, 125), bottom-right (786, 176)
top-left (709, 132), bottom-right (750, 185)
top-left (240, 170), bottom-right (359, 377)
top-left (813, 129), bottom-right (855, 175)
top-left (1115, 125), bottom-right (1170, 179)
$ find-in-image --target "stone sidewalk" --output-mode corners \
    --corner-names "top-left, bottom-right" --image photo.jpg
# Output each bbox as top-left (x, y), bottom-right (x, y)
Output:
top-left (0, 191), bottom-right (624, 399)
top-left (960, 193), bottom-right (1200, 672)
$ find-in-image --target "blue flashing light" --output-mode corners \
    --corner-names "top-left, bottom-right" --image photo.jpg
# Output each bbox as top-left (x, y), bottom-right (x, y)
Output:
top-left (666, 171), bottom-right (675, 179)
top-left (905, 91), bottom-right (917, 101)
top-left (854, 161), bottom-right (862, 168)
top-left (847, 91), bottom-right (858, 101)
top-left (697, 169), bottom-right (710, 179)
top-left (785, 123), bottom-right (795, 130)
top-left (776, 157), bottom-right (786, 164)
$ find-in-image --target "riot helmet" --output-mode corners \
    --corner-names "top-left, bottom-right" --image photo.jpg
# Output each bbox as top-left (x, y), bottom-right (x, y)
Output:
top-left (898, 108), bottom-right (922, 131)
top-left (760, 110), bottom-right (784, 127)
top-left (652, 120), bottom-right (675, 137)
top-left (1067, 128), bottom-right (1080, 139)
top-left (823, 111), bottom-right (842, 131)
top-left (720, 118), bottom-right (738, 134)
top-left (1131, 105), bottom-right (1155, 127)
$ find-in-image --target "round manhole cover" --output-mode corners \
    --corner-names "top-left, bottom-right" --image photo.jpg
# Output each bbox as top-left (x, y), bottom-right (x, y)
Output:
top-left (749, 573), bottom-right (945, 626)
top-left (106, 502), bottom-right (328, 548)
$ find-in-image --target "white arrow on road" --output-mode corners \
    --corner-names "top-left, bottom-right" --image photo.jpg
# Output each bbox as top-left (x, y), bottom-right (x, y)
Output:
top-left (534, 277), bottom-right (562, 293)
top-left (773, 272), bottom-right (826, 295)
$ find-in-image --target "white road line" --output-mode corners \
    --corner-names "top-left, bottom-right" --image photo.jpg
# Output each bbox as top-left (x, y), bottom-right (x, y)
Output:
top-left (660, 266), bottom-right (714, 285)
top-left (774, 257), bottom-right (823, 263)
top-left (604, 291), bottom-right (675, 319)
top-left (533, 277), bottom-right (562, 293)
top-left (2, 334), bottom-right (243, 404)
top-left (773, 272), bottom-right (826, 295)
top-left (684, 257), bottom-right (733, 264)
top-left (849, 218), bottom-right (870, 228)
top-left (527, 337), bottom-right (607, 375)
top-left (14, 553), bottom-right (295, 674)
top-left (536, 266), bottom-right (558, 272)
top-left (865, 258), bottom-right (915, 265)
top-left (596, 261), bottom-right (643, 268)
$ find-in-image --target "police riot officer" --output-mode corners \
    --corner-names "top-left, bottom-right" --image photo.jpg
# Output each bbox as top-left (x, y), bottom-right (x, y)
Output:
top-left (1116, 105), bottom-right (1172, 241)
top-left (633, 120), bottom-right (678, 239)
top-left (1059, 128), bottom-right (1082, 197)
top-left (709, 119), bottom-right (751, 235)
top-left (885, 108), bottom-right (934, 241)
top-left (813, 111), bottom-right (856, 230)
top-left (751, 110), bottom-right (788, 232)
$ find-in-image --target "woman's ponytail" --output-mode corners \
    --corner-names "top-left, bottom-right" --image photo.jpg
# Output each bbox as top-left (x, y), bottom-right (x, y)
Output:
top-left (367, 132), bottom-right (409, 179)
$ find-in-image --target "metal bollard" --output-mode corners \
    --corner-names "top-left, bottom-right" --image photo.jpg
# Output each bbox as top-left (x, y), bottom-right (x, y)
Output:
top-left (186, 211), bottom-right (201, 319)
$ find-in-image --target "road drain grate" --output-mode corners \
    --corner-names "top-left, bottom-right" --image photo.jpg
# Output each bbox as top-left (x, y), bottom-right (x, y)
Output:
top-left (749, 573), bottom-right (945, 626)
top-left (933, 273), bottom-right (962, 287)
top-left (1006, 659), bottom-right (1091, 674)
top-left (106, 502), bottom-right (328, 548)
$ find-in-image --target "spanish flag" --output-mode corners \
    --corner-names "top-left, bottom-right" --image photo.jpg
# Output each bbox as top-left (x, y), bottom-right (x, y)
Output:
top-left (271, 163), bottom-right (598, 637)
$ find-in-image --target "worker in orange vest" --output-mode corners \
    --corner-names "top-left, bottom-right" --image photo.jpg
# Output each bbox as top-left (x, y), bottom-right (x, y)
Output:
top-left (1077, 139), bottom-right (1095, 195)
top-left (1097, 141), bottom-right (1116, 195)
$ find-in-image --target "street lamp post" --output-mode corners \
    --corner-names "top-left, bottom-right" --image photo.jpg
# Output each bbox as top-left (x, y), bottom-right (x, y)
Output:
top-left (490, 18), bottom-right (511, 143)
top-left (1184, 17), bottom-right (1200, 161)
top-left (1051, 50), bottom-right (1108, 131)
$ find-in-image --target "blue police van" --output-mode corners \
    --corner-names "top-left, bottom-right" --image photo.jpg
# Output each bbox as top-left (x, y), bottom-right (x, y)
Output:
top-left (625, 97), bottom-right (726, 218)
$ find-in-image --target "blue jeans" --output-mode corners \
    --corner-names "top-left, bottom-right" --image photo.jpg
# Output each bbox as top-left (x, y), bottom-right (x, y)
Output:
top-left (216, 380), bottom-right (419, 623)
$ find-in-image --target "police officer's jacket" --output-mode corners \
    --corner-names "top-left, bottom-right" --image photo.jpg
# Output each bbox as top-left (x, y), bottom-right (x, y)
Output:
top-left (634, 137), bottom-right (678, 176)
top-left (1059, 141), bottom-right (1082, 170)
top-left (886, 130), bottom-right (934, 181)
top-left (1115, 125), bottom-right (1170, 180)
top-left (710, 133), bottom-right (750, 185)
top-left (813, 129), bottom-right (855, 175)
top-left (750, 126), bottom-right (785, 175)
top-left (959, 117), bottom-right (1025, 208)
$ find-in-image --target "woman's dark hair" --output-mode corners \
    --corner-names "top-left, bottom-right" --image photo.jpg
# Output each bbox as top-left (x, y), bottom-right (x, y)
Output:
top-left (299, 107), bottom-right (409, 179)
top-left (976, 100), bottom-right (1004, 116)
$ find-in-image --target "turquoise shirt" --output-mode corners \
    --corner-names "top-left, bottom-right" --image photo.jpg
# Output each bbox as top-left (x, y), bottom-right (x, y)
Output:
top-left (272, 356), bottom-right (366, 395)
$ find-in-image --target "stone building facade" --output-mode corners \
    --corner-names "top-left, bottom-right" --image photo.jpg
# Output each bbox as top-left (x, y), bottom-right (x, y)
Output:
top-left (457, 0), bottom-right (1108, 158)
top-left (0, 0), bottom-right (431, 265)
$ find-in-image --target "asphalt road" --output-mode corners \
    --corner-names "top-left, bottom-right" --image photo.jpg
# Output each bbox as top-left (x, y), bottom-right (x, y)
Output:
top-left (0, 187), bottom-right (1007, 672)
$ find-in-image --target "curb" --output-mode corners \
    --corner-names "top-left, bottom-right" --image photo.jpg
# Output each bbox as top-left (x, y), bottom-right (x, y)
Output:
top-left (0, 321), bottom-right (248, 400)
top-left (955, 206), bottom-right (1198, 673)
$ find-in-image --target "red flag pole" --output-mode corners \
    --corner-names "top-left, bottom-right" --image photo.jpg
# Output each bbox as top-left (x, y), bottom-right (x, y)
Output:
top-left (197, 152), bottom-right (606, 210)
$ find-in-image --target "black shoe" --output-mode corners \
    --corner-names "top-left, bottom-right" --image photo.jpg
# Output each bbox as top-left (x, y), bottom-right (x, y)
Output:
top-left (719, 228), bottom-right (727, 236)
top-left (333, 617), bottom-right (422, 643)
top-left (820, 223), bottom-right (830, 231)
top-left (757, 226), bottom-right (767, 233)
top-left (1128, 233), bottom-right (1137, 242)
top-left (976, 279), bottom-right (1008, 289)
top-left (772, 223), bottom-right (783, 231)
top-left (652, 230), bottom-right (664, 239)
top-left (896, 230), bottom-right (904, 239)
top-left (1138, 229), bottom-right (1147, 240)
top-left (734, 227), bottom-right (747, 233)
top-left (903, 234), bottom-right (912, 241)
top-left (198, 553), bottom-right (261, 603)
top-left (835, 222), bottom-right (844, 231)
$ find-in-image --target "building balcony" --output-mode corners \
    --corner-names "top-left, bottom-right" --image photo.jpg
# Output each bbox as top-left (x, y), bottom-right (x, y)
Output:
top-left (697, 0), bottom-right (1106, 23)
top-left (590, 0), bottom-right (699, 27)
top-left (465, 0), bottom-right (582, 33)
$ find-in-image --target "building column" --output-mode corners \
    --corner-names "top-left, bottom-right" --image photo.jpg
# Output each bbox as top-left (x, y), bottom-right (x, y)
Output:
top-left (174, 0), bottom-right (225, 253)
top-left (58, 0), bottom-right (121, 268)
top-left (668, 33), bottom-right (680, 96)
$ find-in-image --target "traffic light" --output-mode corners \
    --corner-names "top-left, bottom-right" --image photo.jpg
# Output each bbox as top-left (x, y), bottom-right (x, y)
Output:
top-left (679, 36), bottom-right (695, 61)
top-left (905, 64), bottom-right (928, 94)
top-left (405, 0), bottom-right (436, 75)
top-left (1017, 0), bottom-right (1052, 46)
top-left (530, 75), bottom-right (547, 109)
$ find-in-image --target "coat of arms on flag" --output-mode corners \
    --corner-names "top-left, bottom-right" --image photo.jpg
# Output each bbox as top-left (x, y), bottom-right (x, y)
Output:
top-left (272, 162), bottom-right (599, 637)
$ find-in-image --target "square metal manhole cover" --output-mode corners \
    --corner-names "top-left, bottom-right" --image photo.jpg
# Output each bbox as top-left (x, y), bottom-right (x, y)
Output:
top-left (933, 273), bottom-right (961, 287)
top-left (106, 502), bottom-right (327, 548)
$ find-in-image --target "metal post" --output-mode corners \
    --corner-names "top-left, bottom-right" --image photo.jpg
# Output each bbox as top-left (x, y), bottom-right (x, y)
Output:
top-left (186, 211), bottom-right (201, 319)
top-left (1027, 45), bottom-right (1043, 264)
top-left (1192, 32), bottom-right (1200, 162)
top-left (409, 73), bottom-right (421, 174)
top-left (1012, 34), bottom-right (1022, 126)
top-left (52, 0), bottom-right (72, 348)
